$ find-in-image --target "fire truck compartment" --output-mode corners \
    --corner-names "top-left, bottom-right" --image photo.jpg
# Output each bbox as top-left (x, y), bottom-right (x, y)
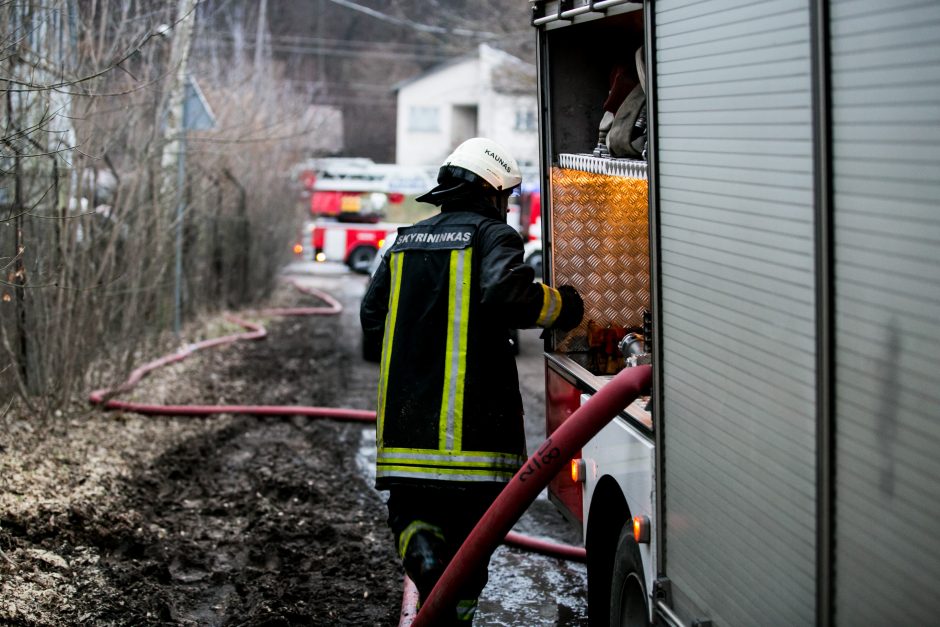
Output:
top-left (548, 165), bottom-right (650, 380)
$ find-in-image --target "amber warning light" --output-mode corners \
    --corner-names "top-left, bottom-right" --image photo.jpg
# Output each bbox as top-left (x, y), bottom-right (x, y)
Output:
top-left (293, 244), bottom-right (303, 255)
top-left (570, 458), bottom-right (586, 483)
top-left (633, 515), bottom-right (650, 544)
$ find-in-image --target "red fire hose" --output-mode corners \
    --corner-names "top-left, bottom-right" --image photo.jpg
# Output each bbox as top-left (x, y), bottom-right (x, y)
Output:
top-left (88, 283), bottom-right (372, 421)
top-left (504, 531), bottom-right (586, 562)
top-left (399, 576), bottom-right (420, 626)
top-left (407, 364), bottom-right (653, 627)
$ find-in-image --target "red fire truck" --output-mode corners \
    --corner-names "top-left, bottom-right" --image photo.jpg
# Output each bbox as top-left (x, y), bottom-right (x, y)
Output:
top-left (305, 158), bottom-right (392, 222)
top-left (531, 1), bottom-right (940, 626)
top-left (311, 220), bottom-right (406, 273)
top-left (297, 159), bottom-right (427, 272)
top-left (301, 158), bottom-right (432, 222)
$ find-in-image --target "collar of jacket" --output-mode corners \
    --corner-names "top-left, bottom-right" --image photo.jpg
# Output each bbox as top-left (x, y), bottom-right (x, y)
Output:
top-left (440, 197), bottom-right (501, 221)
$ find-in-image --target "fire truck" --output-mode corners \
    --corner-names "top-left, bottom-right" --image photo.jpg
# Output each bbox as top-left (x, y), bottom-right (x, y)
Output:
top-left (302, 158), bottom-right (434, 221)
top-left (311, 220), bottom-right (406, 273)
top-left (306, 158), bottom-right (393, 221)
top-left (298, 159), bottom-right (430, 271)
top-left (530, 1), bottom-right (940, 625)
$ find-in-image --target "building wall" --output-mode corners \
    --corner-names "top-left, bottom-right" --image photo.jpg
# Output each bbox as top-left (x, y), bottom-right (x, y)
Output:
top-left (478, 44), bottom-right (539, 169)
top-left (396, 45), bottom-right (538, 168)
top-left (484, 92), bottom-right (539, 169)
top-left (396, 57), bottom-right (480, 166)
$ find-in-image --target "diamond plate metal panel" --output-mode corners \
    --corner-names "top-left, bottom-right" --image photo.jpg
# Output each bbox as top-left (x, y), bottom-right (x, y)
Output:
top-left (551, 166), bottom-right (649, 355)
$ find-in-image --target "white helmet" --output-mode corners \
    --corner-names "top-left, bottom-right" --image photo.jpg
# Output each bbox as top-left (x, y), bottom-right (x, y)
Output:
top-left (440, 137), bottom-right (522, 191)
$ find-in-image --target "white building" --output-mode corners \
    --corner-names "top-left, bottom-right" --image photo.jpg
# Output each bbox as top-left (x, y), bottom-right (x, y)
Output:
top-left (394, 44), bottom-right (538, 169)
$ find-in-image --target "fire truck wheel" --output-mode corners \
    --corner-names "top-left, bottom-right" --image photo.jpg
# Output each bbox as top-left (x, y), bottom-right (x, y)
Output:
top-left (347, 246), bottom-right (377, 274)
top-left (608, 523), bottom-right (649, 627)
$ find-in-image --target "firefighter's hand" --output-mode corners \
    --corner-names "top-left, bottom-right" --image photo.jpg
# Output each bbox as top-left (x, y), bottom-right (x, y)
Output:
top-left (554, 285), bottom-right (584, 331)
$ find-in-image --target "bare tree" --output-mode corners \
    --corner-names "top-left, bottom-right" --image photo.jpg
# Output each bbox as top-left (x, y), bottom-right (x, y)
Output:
top-left (0, 0), bottom-right (532, 417)
top-left (0, 0), bottom-right (318, 418)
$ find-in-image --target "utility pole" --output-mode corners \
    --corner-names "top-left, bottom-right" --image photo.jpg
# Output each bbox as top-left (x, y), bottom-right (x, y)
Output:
top-left (159, 0), bottom-right (199, 336)
top-left (254, 0), bottom-right (268, 83)
top-left (318, 0), bottom-right (326, 97)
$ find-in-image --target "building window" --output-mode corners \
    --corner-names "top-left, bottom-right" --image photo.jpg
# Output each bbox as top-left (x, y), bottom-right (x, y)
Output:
top-left (514, 109), bottom-right (536, 132)
top-left (408, 106), bottom-right (440, 132)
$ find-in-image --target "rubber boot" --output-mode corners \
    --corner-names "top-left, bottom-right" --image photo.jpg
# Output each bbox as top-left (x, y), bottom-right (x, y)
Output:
top-left (403, 530), bottom-right (448, 601)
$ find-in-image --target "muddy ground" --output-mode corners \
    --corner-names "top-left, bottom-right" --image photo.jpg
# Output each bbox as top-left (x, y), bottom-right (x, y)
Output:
top-left (1, 278), bottom-right (402, 626)
top-left (0, 265), bottom-right (587, 626)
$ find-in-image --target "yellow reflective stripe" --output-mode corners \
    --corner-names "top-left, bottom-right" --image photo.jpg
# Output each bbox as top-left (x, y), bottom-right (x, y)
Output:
top-left (536, 283), bottom-right (562, 327)
top-left (439, 248), bottom-right (471, 452)
top-left (377, 252), bottom-right (404, 448)
top-left (379, 465), bottom-right (517, 476)
top-left (376, 465), bottom-right (518, 481)
top-left (381, 447), bottom-right (454, 454)
top-left (377, 456), bottom-right (522, 470)
top-left (456, 600), bottom-right (478, 621)
top-left (379, 447), bottom-right (525, 459)
top-left (454, 247), bottom-right (472, 451)
top-left (439, 250), bottom-right (458, 449)
top-left (377, 449), bottom-right (525, 468)
top-left (398, 520), bottom-right (444, 560)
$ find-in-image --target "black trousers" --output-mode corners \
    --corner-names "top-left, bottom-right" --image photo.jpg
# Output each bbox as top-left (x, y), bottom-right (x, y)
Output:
top-left (386, 483), bottom-right (505, 622)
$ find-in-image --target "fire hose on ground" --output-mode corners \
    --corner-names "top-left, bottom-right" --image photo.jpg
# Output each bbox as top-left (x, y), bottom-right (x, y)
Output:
top-left (87, 281), bottom-right (611, 621)
top-left (89, 283), bottom-right (373, 422)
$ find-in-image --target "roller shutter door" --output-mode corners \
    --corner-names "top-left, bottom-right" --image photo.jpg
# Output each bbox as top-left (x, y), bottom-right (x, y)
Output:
top-left (655, 0), bottom-right (817, 623)
top-left (830, 1), bottom-right (940, 623)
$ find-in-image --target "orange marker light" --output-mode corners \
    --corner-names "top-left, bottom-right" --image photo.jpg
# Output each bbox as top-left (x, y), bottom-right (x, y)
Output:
top-left (293, 244), bottom-right (303, 255)
top-left (633, 515), bottom-right (650, 544)
top-left (570, 458), bottom-right (586, 483)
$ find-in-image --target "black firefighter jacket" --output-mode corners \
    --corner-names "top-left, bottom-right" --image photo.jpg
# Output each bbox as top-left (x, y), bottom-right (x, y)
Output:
top-left (360, 205), bottom-right (566, 490)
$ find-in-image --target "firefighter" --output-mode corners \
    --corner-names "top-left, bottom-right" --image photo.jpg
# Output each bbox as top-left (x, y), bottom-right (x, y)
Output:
top-left (360, 137), bottom-right (583, 624)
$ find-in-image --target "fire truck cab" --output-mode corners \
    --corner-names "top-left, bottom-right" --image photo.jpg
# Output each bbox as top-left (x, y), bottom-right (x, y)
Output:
top-left (311, 220), bottom-right (405, 273)
top-left (531, 1), bottom-right (940, 625)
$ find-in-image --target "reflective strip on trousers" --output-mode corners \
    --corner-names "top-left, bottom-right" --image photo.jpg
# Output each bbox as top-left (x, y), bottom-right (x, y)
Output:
top-left (398, 519), bottom-right (445, 561)
top-left (456, 599), bottom-right (478, 622)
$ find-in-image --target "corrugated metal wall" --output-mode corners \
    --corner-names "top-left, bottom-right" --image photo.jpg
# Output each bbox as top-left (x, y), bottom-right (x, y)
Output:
top-left (654, 0), bottom-right (817, 624)
top-left (830, 0), bottom-right (940, 623)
